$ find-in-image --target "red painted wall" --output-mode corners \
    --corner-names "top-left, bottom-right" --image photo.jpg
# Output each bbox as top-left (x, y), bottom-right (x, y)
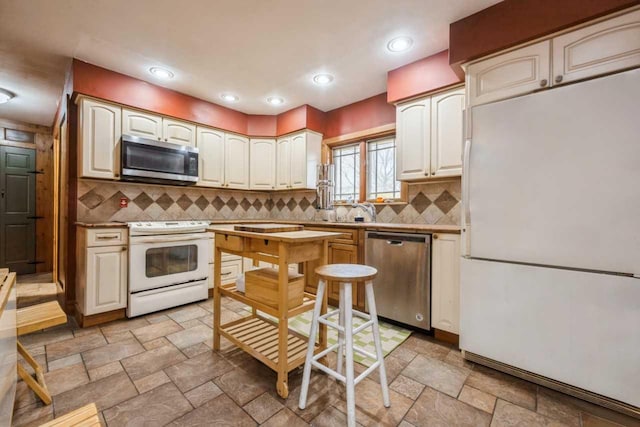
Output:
top-left (449, 0), bottom-right (640, 65)
top-left (323, 93), bottom-right (395, 139)
top-left (387, 51), bottom-right (463, 104)
top-left (73, 60), bottom-right (250, 134)
top-left (247, 115), bottom-right (277, 137)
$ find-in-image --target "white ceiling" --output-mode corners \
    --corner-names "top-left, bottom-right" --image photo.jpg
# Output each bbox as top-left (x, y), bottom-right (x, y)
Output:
top-left (0, 0), bottom-right (500, 127)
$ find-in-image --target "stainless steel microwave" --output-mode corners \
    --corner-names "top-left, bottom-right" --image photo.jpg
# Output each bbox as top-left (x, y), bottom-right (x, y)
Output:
top-left (120, 134), bottom-right (199, 185)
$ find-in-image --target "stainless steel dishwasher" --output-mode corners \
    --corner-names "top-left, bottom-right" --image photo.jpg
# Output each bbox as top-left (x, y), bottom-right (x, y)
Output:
top-left (365, 231), bottom-right (431, 330)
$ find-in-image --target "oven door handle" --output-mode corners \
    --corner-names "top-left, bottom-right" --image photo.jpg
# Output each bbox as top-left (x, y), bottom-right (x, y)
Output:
top-left (130, 233), bottom-right (209, 245)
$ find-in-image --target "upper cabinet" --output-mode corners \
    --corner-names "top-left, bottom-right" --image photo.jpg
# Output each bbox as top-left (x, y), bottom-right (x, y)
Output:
top-left (396, 98), bottom-right (431, 180)
top-left (396, 86), bottom-right (465, 181)
top-left (162, 118), bottom-right (196, 146)
top-left (276, 131), bottom-right (321, 189)
top-left (224, 134), bottom-right (250, 189)
top-left (466, 41), bottom-right (551, 107)
top-left (250, 138), bottom-right (276, 190)
top-left (552, 9), bottom-right (640, 86)
top-left (466, 8), bottom-right (640, 107)
top-left (122, 109), bottom-right (162, 140)
top-left (123, 108), bottom-right (195, 146)
top-left (431, 87), bottom-right (465, 177)
top-left (78, 97), bottom-right (122, 179)
top-left (196, 126), bottom-right (225, 187)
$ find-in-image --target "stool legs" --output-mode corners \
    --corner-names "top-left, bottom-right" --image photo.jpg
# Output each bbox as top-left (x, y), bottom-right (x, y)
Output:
top-left (365, 280), bottom-right (390, 407)
top-left (299, 279), bottom-right (326, 409)
top-left (336, 283), bottom-right (345, 376)
top-left (343, 282), bottom-right (356, 427)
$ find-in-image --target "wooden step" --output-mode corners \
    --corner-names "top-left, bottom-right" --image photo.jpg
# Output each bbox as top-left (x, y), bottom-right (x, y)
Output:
top-left (17, 282), bottom-right (60, 308)
top-left (17, 301), bottom-right (67, 336)
top-left (38, 403), bottom-right (101, 426)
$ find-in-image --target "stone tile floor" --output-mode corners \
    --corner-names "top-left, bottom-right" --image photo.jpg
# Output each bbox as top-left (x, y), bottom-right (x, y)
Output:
top-left (12, 297), bottom-right (640, 427)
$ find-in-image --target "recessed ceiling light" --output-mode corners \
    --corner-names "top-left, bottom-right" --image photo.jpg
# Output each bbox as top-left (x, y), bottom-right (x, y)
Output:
top-left (149, 67), bottom-right (174, 80)
top-left (0, 88), bottom-right (14, 104)
top-left (387, 36), bottom-right (413, 53)
top-left (313, 74), bottom-right (334, 85)
top-left (220, 93), bottom-right (239, 102)
top-left (267, 96), bottom-right (284, 106)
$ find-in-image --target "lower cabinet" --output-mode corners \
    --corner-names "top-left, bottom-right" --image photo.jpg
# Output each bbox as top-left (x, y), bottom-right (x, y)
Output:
top-left (326, 243), bottom-right (359, 306)
top-left (431, 233), bottom-right (461, 334)
top-left (77, 227), bottom-right (128, 316)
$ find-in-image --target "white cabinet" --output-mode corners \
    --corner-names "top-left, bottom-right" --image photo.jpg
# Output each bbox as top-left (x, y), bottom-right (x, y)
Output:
top-left (552, 9), bottom-right (640, 86)
top-left (77, 97), bottom-right (122, 179)
top-left (197, 127), bottom-right (225, 187)
top-left (123, 109), bottom-right (195, 146)
top-left (431, 233), bottom-right (460, 334)
top-left (224, 134), bottom-right (250, 189)
top-left (430, 87), bottom-right (465, 177)
top-left (122, 108), bottom-right (163, 140)
top-left (77, 227), bottom-right (128, 316)
top-left (396, 87), bottom-right (465, 181)
top-left (250, 138), bottom-right (276, 190)
top-left (466, 41), bottom-right (551, 107)
top-left (396, 97), bottom-right (430, 180)
top-left (276, 131), bottom-right (322, 189)
top-left (276, 136), bottom-right (292, 189)
top-left (162, 118), bottom-right (196, 146)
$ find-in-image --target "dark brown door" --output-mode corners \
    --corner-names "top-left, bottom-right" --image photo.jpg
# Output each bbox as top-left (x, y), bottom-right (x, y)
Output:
top-left (0, 146), bottom-right (36, 274)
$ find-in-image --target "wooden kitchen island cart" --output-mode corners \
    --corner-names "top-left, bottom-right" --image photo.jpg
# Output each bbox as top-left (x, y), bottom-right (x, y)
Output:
top-left (208, 225), bottom-right (344, 398)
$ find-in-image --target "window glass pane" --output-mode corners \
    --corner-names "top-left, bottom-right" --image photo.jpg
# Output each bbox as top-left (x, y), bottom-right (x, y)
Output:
top-left (367, 137), bottom-right (401, 200)
top-left (332, 144), bottom-right (360, 202)
top-left (146, 245), bottom-right (198, 278)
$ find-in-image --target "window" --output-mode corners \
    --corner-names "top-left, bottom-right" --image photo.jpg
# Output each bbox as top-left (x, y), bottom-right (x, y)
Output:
top-left (333, 144), bottom-right (360, 202)
top-left (367, 137), bottom-right (400, 200)
top-left (331, 136), bottom-right (402, 203)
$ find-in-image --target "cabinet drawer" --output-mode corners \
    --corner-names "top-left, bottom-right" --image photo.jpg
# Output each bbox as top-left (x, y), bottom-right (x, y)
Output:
top-left (306, 227), bottom-right (357, 245)
top-left (215, 234), bottom-right (244, 252)
top-left (221, 259), bottom-right (242, 285)
top-left (87, 228), bottom-right (128, 247)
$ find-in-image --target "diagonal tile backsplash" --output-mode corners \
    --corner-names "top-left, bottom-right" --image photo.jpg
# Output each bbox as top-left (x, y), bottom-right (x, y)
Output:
top-left (77, 178), bottom-right (461, 225)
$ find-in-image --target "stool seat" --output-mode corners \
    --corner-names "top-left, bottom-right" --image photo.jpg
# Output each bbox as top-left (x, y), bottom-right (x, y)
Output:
top-left (314, 264), bottom-right (377, 281)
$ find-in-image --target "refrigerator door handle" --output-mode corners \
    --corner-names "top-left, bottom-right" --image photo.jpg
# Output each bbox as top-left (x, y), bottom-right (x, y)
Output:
top-left (462, 139), bottom-right (472, 257)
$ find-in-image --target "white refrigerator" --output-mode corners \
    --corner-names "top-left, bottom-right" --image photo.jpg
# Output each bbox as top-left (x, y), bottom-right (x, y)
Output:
top-left (460, 68), bottom-right (640, 408)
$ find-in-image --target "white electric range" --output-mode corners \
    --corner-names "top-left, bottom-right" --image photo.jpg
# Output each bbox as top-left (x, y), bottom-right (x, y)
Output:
top-left (127, 221), bottom-right (211, 317)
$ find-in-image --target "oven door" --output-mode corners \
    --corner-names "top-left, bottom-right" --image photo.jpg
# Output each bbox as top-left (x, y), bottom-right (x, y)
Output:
top-left (129, 233), bottom-right (210, 293)
top-left (121, 135), bottom-right (198, 184)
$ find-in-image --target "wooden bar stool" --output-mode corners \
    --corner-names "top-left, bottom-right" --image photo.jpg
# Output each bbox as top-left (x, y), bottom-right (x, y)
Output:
top-left (299, 264), bottom-right (390, 427)
top-left (17, 300), bottom-right (68, 405)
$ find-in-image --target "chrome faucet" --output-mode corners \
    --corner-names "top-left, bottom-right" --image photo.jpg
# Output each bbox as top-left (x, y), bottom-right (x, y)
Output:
top-left (351, 202), bottom-right (376, 222)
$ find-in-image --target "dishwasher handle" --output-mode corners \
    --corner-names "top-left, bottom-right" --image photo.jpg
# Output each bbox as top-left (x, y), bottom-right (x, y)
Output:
top-left (366, 231), bottom-right (430, 244)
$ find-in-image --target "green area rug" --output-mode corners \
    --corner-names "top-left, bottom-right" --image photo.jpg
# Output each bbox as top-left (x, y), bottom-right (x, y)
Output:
top-left (244, 306), bottom-right (412, 366)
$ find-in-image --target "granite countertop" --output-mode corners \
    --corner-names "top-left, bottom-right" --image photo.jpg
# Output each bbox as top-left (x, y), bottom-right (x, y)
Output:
top-left (76, 220), bottom-right (460, 233)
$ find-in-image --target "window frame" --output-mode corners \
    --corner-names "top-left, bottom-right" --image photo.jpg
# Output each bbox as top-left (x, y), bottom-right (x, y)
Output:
top-left (328, 132), bottom-right (407, 204)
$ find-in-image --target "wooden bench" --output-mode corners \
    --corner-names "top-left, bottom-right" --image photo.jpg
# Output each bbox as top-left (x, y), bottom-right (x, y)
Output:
top-left (38, 403), bottom-right (102, 426)
top-left (17, 300), bottom-right (67, 405)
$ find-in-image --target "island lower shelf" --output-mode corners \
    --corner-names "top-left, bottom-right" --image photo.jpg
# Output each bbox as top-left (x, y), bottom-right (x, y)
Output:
top-left (219, 315), bottom-right (319, 372)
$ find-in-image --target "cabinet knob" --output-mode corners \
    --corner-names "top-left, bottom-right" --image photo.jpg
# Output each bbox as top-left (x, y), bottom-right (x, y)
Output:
top-left (424, 172), bottom-right (429, 176)
top-left (157, 137), bottom-right (161, 141)
top-left (555, 75), bottom-right (563, 83)
top-left (164, 138), bottom-right (168, 142)
top-left (122, 247), bottom-right (127, 251)
top-left (433, 234), bottom-right (438, 240)
top-left (540, 79), bottom-right (548, 87)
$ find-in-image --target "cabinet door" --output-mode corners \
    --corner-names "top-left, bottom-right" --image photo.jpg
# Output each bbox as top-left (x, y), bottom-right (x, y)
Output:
top-left (466, 41), bottom-right (551, 107)
top-left (249, 138), bottom-right (276, 190)
top-left (327, 243), bottom-right (358, 305)
top-left (430, 87), bottom-right (465, 178)
top-left (290, 132), bottom-right (308, 188)
top-left (86, 246), bottom-right (127, 315)
top-left (396, 97), bottom-right (431, 180)
top-left (431, 234), bottom-right (460, 334)
top-left (224, 134), bottom-right (249, 189)
top-left (122, 109), bottom-right (163, 140)
top-left (552, 9), bottom-right (640, 86)
top-left (78, 98), bottom-right (122, 179)
top-left (196, 127), bottom-right (225, 187)
top-left (162, 118), bottom-right (196, 146)
top-left (276, 137), bottom-right (291, 189)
